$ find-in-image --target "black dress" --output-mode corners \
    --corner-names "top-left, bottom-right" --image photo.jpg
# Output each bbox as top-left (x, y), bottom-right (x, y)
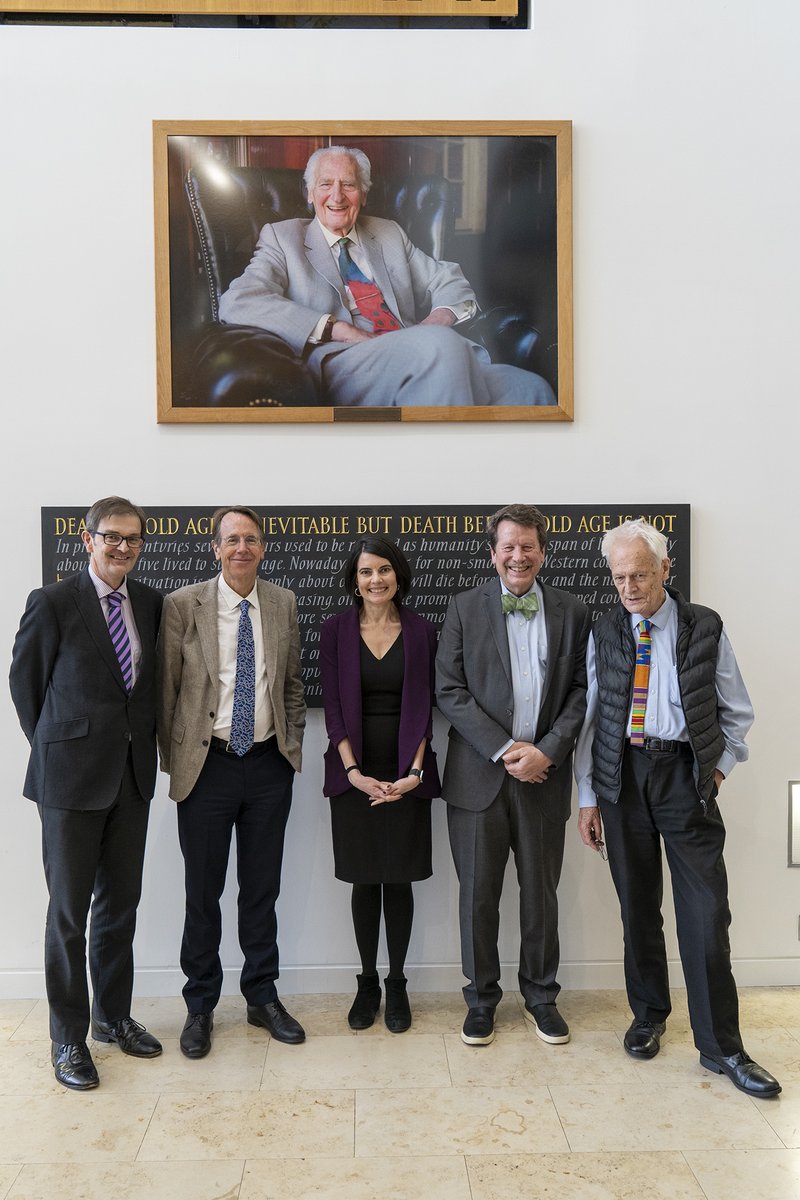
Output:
top-left (330, 634), bottom-right (433, 885)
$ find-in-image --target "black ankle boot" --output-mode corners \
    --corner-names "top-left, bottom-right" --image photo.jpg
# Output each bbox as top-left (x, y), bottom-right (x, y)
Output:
top-left (384, 976), bottom-right (411, 1033)
top-left (347, 973), bottom-right (381, 1030)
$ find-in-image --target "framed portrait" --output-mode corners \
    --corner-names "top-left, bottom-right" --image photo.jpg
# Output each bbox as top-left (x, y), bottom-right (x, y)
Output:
top-left (153, 121), bottom-right (573, 424)
top-left (5, 0), bottom-right (516, 11)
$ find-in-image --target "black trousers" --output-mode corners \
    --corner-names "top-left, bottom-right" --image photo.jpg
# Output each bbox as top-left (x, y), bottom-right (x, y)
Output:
top-left (177, 737), bottom-right (294, 1013)
top-left (448, 776), bottom-right (566, 1010)
top-left (39, 755), bottom-right (150, 1044)
top-left (600, 743), bottom-right (743, 1058)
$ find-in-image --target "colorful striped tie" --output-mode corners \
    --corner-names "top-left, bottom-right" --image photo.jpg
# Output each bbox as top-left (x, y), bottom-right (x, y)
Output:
top-left (629, 619), bottom-right (652, 746)
top-left (107, 591), bottom-right (133, 692)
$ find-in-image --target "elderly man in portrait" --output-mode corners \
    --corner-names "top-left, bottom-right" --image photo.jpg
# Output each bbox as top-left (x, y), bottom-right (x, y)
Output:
top-left (9, 496), bottom-right (163, 1090)
top-left (436, 504), bottom-right (590, 1047)
top-left (575, 519), bottom-right (780, 1096)
top-left (218, 145), bottom-right (556, 409)
top-left (158, 506), bottom-right (306, 1059)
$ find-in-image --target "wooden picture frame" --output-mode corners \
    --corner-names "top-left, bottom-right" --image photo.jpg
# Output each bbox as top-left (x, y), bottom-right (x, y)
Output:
top-left (154, 121), bottom-right (573, 424)
top-left (5, 0), bottom-right (517, 12)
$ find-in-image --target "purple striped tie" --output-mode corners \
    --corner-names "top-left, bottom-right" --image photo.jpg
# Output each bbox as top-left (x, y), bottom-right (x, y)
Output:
top-left (107, 591), bottom-right (133, 691)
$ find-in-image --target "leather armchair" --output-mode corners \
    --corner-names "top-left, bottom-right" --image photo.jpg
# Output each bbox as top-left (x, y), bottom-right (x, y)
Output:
top-left (171, 160), bottom-right (543, 408)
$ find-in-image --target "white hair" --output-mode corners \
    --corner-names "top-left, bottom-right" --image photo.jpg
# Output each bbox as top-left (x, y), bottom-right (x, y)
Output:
top-left (303, 146), bottom-right (372, 198)
top-left (601, 518), bottom-right (669, 566)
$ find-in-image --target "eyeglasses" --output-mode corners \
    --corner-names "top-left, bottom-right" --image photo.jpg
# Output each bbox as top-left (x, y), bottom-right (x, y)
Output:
top-left (89, 530), bottom-right (144, 549)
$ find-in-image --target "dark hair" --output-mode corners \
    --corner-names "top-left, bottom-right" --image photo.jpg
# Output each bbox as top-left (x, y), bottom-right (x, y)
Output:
top-left (343, 537), bottom-right (412, 606)
top-left (85, 495), bottom-right (146, 537)
top-left (486, 504), bottom-right (548, 552)
top-left (210, 506), bottom-right (265, 546)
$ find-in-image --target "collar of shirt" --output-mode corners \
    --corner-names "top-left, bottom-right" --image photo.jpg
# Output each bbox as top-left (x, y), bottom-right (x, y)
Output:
top-left (317, 218), bottom-right (362, 251)
top-left (629, 589), bottom-right (672, 635)
top-left (500, 580), bottom-right (543, 609)
top-left (87, 563), bottom-right (129, 601)
top-left (217, 572), bottom-right (260, 614)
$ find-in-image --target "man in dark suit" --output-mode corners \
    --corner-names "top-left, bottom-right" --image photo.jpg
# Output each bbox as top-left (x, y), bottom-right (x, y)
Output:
top-left (9, 496), bottom-right (163, 1091)
top-left (575, 518), bottom-right (780, 1096)
top-left (219, 145), bottom-right (556, 409)
top-left (158, 506), bottom-right (306, 1059)
top-left (436, 504), bottom-right (590, 1047)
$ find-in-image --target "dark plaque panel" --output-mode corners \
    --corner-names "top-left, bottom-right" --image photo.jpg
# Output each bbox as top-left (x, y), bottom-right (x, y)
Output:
top-left (41, 504), bottom-right (690, 705)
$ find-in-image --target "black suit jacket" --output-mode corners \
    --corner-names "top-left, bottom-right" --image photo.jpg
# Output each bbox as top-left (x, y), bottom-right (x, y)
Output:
top-left (9, 568), bottom-right (162, 810)
top-left (436, 578), bottom-right (590, 818)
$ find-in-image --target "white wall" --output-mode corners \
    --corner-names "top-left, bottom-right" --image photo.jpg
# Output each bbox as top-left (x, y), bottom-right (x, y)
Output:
top-left (2, 0), bottom-right (798, 1000)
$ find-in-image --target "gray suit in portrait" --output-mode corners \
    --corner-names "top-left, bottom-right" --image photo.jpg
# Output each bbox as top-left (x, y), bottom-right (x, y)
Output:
top-left (219, 216), bottom-right (555, 408)
top-left (436, 578), bottom-right (590, 1009)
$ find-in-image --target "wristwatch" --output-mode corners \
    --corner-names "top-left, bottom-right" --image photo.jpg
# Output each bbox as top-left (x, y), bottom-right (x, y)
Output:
top-left (409, 768), bottom-right (424, 781)
top-left (319, 314), bottom-right (336, 343)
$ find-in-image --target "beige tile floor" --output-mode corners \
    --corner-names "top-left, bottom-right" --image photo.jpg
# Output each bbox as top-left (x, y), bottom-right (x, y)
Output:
top-left (0, 987), bottom-right (798, 1199)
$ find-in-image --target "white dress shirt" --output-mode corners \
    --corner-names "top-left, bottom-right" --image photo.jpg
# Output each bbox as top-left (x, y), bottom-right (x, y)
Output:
top-left (214, 575), bottom-right (274, 744)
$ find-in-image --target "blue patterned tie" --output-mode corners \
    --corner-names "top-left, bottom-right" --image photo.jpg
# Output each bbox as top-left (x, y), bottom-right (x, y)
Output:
top-left (107, 591), bottom-right (133, 691)
top-left (229, 599), bottom-right (255, 756)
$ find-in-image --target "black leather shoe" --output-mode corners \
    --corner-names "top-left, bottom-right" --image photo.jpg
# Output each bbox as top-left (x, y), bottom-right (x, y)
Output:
top-left (247, 999), bottom-right (305, 1044)
top-left (347, 973), bottom-right (382, 1030)
top-left (525, 1002), bottom-right (570, 1044)
top-left (51, 1041), bottom-right (99, 1091)
top-left (461, 1006), bottom-right (495, 1046)
top-left (699, 1050), bottom-right (782, 1097)
top-left (91, 1016), bottom-right (162, 1058)
top-left (623, 1019), bottom-right (666, 1059)
top-left (180, 1012), bottom-right (213, 1059)
top-left (384, 976), bottom-right (411, 1034)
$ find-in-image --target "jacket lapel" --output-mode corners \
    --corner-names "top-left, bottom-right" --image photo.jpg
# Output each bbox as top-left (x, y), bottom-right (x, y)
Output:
top-left (256, 581), bottom-right (278, 689)
top-left (540, 582), bottom-right (564, 701)
top-left (305, 220), bottom-right (349, 312)
top-left (74, 569), bottom-right (127, 692)
top-left (482, 578), bottom-right (513, 686)
top-left (194, 578), bottom-right (220, 685)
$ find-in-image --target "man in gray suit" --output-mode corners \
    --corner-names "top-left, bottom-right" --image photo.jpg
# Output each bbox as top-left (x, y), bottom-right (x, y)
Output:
top-left (10, 496), bottom-right (163, 1090)
top-left (436, 504), bottom-right (590, 1046)
top-left (219, 146), bottom-right (555, 409)
top-left (158, 506), bottom-right (306, 1059)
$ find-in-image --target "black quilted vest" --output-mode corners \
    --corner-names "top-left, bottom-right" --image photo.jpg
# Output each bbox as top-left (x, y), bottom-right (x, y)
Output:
top-left (592, 587), bottom-right (725, 804)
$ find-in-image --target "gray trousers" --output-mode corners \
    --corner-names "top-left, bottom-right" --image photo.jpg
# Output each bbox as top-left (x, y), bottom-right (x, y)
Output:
top-left (447, 775), bottom-right (567, 1010)
top-left (314, 325), bottom-right (556, 407)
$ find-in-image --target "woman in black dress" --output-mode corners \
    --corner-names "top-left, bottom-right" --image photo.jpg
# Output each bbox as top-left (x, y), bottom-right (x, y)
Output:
top-left (320, 538), bottom-right (440, 1032)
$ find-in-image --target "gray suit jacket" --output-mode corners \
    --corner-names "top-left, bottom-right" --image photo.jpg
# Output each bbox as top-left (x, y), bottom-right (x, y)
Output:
top-left (158, 577), bottom-right (306, 803)
top-left (218, 215), bottom-right (476, 372)
top-left (436, 578), bottom-right (590, 819)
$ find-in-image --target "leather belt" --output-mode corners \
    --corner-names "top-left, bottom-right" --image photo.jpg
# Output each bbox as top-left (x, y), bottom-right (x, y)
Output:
top-left (209, 735), bottom-right (273, 757)
top-left (630, 737), bottom-right (689, 754)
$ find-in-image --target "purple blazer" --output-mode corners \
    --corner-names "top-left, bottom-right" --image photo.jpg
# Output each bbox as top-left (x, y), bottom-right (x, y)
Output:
top-left (320, 606), bottom-right (441, 799)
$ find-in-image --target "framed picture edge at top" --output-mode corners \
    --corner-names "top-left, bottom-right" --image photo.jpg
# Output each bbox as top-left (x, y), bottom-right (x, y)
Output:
top-left (153, 119), bottom-right (573, 425)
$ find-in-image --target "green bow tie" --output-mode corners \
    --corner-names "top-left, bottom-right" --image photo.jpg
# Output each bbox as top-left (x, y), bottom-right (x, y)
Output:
top-left (501, 592), bottom-right (540, 619)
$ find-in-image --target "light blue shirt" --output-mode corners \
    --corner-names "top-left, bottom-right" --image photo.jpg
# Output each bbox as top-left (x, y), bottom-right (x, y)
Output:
top-left (574, 591), bottom-right (753, 806)
top-left (492, 580), bottom-right (548, 760)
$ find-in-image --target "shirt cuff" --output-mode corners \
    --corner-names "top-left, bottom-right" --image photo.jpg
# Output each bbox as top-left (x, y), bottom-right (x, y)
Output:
top-left (578, 783), bottom-right (599, 808)
top-left (308, 314), bottom-right (333, 343)
top-left (492, 738), bottom-right (514, 762)
top-left (716, 750), bottom-right (738, 780)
